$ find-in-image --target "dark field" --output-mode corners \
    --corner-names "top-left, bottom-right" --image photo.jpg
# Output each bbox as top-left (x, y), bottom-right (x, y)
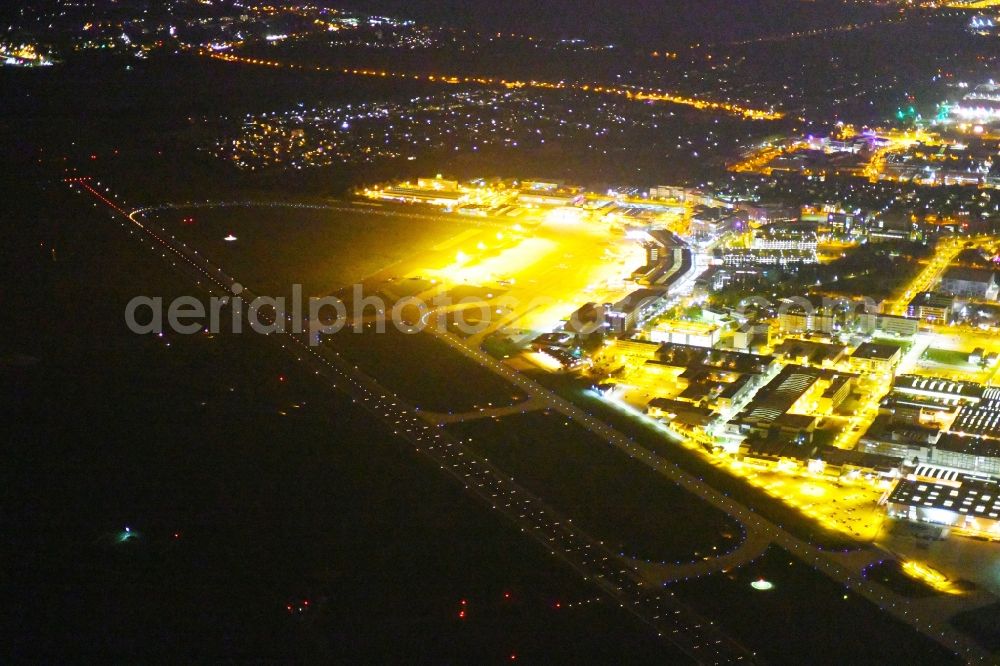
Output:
top-left (669, 546), bottom-right (961, 665)
top-left (448, 411), bottom-right (744, 564)
top-left (151, 204), bottom-right (463, 298)
top-left (325, 325), bottom-right (526, 412)
top-left (1, 176), bottom-right (680, 662)
top-left (863, 560), bottom-right (942, 599)
top-left (951, 602), bottom-right (1000, 653)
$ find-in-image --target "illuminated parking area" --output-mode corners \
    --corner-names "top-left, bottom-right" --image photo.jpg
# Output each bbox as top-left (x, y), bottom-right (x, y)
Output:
top-left (726, 463), bottom-right (889, 541)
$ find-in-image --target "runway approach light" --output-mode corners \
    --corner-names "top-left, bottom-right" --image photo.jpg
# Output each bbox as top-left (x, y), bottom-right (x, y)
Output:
top-left (224, 234), bottom-right (238, 242)
top-left (750, 579), bottom-right (774, 591)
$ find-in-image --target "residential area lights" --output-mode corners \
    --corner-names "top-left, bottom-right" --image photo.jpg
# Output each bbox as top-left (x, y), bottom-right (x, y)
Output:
top-left (0, 42), bottom-right (56, 67)
top-left (731, 127), bottom-right (955, 185)
top-left (203, 51), bottom-right (784, 121)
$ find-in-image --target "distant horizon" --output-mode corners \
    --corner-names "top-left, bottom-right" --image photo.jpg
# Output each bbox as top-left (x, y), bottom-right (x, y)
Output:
top-left (331, 0), bottom-right (891, 46)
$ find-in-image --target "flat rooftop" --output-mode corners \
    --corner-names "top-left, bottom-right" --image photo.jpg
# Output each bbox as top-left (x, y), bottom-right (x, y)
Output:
top-left (908, 292), bottom-right (954, 310)
top-left (888, 475), bottom-right (1000, 522)
top-left (951, 401), bottom-right (1000, 440)
top-left (774, 339), bottom-right (847, 365)
top-left (655, 343), bottom-right (774, 375)
top-left (851, 342), bottom-right (903, 361)
top-left (892, 375), bottom-right (985, 403)
top-left (937, 432), bottom-right (1000, 457)
top-left (382, 186), bottom-right (465, 200)
top-left (941, 266), bottom-right (996, 284)
top-left (816, 446), bottom-right (903, 472)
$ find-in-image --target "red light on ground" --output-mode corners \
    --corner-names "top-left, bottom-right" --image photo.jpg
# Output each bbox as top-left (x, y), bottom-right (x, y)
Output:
top-left (302, 600), bottom-right (309, 606)
top-left (90, 154), bottom-right (97, 160)
top-left (509, 654), bottom-right (517, 661)
top-left (458, 610), bottom-right (466, 619)
top-left (173, 532), bottom-right (180, 539)
top-left (278, 375), bottom-right (286, 382)
top-left (460, 599), bottom-right (467, 606)
top-left (554, 602), bottom-right (561, 608)
top-left (503, 592), bottom-right (511, 600)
